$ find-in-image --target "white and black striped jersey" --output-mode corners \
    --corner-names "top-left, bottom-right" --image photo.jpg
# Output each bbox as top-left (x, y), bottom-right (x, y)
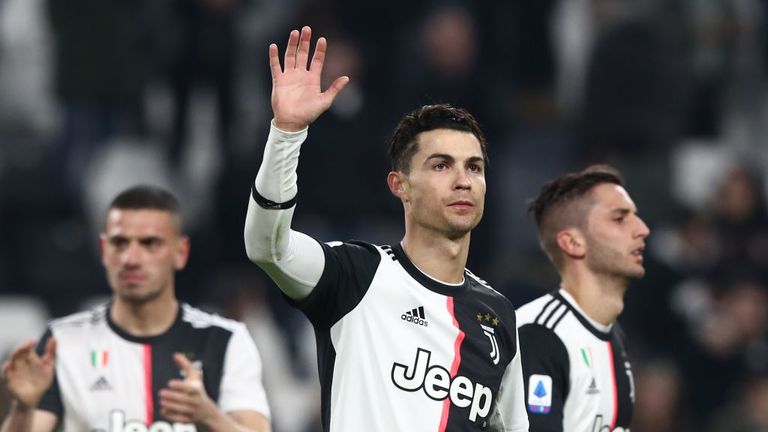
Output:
top-left (516, 290), bottom-right (633, 432)
top-left (36, 303), bottom-right (270, 432)
top-left (288, 240), bottom-right (529, 431)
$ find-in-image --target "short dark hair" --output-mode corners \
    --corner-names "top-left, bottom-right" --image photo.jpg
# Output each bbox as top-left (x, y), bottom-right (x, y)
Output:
top-left (528, 164), bottom-right (624, 268)
top-left (388, 104), bottom-right (487, 173)
top-left (108, 185), bottom-right (182, 230)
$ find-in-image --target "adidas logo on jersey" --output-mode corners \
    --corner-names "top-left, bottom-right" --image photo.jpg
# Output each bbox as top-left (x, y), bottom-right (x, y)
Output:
top-left (89, 376), bottom-right (112, 391)
top-left (108, 410), bottom-right (195, 431)
top-left (586, 377), bottom-right (600, 395)
top-left (391, 348), bottom-right (493, 423)
top-left (401, 306), bottom-right (428, 327)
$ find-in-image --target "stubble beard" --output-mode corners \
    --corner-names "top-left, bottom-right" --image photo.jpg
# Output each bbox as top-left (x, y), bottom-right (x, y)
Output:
top-left (586, 240), bottom-right (645, 282)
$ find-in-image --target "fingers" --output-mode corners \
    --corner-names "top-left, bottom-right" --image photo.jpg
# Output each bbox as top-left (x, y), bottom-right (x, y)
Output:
top-left (283, 29), bottom-right (300, 70)
top-left (325, 76), bottom-right (350, 101)
top-left (309, 37), bottom-right (327, 72)
top-left (173, 353), bottom-right (201, 381)
top-left (159, 392), bottom-right (195, 424)
top-left (296, 26), bottom-right (312, 70)
top-left (268, 43), bottom-right (281, 80)
top-left (42, 338), bottom-right (56, 363)
top-left (8, 340), bottom-right (36, 364)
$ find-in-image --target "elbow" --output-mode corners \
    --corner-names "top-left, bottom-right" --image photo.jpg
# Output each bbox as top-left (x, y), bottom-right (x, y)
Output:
top-left (244, 231), bottom-right (273, 265)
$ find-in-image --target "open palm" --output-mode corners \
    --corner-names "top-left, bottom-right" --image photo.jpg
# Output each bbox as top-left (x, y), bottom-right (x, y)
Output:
top-left (2, 338), bottom-right (56, 409)
top-left (270, 26), bottom-right (349, 132)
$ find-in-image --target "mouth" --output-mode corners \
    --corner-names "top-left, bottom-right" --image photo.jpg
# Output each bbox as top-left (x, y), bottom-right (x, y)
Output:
top-left (448, 200), bottom-right (474, 210)
top-left (119, 272), bottom-right (145, 285)
top-left (631, 246), bottom-right (645, 263)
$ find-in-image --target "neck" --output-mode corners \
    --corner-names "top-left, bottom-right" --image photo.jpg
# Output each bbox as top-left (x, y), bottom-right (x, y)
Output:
top-left (401, 229), bottom-right (471, 284)
top-left (111, 294), bottom-right (179, 337)
top-left (560, 267), bottom-right (627, 326)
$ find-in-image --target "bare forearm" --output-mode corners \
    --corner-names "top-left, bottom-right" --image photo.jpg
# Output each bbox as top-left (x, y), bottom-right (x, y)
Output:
top-left (198, 410), bottom-right (271, 432)
top-left (1, 401), bottom-right (35, 432)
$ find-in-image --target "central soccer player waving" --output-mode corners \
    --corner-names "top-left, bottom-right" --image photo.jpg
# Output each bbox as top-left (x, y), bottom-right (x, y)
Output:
top-left (245, 26), bottom-right (529, 432)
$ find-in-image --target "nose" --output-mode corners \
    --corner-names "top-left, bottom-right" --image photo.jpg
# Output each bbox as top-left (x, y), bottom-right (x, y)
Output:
top-left (122, 243), bottom-right (141, 267)
top-left (635, 217), bottom-right (651, 239)
top-left (454, 168), bottom-right (472, 190)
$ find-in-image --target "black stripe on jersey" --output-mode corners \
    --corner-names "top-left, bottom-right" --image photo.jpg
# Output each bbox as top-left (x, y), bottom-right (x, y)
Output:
top-left (535, 297), bottom-right (561, 326)
top-left (442, 278), bottom-right (519, 430)
top-left (518, 323), bottom-right (570, 430)
top-left (381, 244), bottom-right (397, 261)
top-left (553, 293), bottom-right (611, 341)
top-left (36, 328), bottom-right (64, 417)
top-left (106, 305), bottom-right (233, 421)
top-left (610, 325), bottom-right (634, 428)
top-left (289, 240), bottom-right (381, 329)
top-left (550, 306), bottom-right (569, 331)
top-left (544, 304), bottom-right (567, 329)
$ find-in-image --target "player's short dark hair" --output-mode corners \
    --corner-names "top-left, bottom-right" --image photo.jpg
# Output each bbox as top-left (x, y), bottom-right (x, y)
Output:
top-left (108, 185), bottom-right (182, 230)
top-left (528, 165), bottom-right (624, 268)
top-left (389, 104), bottom-right (487, 173)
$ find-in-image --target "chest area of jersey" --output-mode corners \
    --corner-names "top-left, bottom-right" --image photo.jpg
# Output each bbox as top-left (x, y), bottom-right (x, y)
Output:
top-left (563, 331), bottom-right (634, 429)
top-left (54, 328), bottom-right (218, 431)
top-left (333, 264), bottom-right (514, 391)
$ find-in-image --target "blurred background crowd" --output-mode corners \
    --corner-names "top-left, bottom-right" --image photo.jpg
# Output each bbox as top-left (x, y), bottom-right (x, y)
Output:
top-left (1, 0), bottom-right (768, 430)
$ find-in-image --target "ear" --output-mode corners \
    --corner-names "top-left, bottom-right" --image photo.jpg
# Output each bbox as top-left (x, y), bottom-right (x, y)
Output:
top-left (555, 228), bottom-right (586, 259)
top-left (387, 171), bottom-right (409, 202)
top-left (98, 234), bottom-right (108, 266)
top-left (174, 236), bottom-right (191, 270)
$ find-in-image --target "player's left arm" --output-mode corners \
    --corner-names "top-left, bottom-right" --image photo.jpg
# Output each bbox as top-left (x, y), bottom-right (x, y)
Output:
top-left (158, 353), bottom-right (271, 431)
top-left (495, 327), bottom-right (530, 432)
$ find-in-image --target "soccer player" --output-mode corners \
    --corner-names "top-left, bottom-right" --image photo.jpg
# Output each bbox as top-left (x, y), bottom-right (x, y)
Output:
top-left (244, 26), bottom-right (529, 431)
top-left (516, 165), bottom-right (650, 431)
top-left (1, 185), bottom-right (271, 432)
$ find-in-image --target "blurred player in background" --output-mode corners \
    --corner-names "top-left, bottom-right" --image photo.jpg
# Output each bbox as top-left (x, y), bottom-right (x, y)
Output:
top-left (516, 165), bottom-right (649, 431)
top-left (2, 185), bottom-right (271, 432)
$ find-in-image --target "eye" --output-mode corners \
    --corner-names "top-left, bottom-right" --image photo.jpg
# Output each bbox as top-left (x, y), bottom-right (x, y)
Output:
top-left (110, 237), bottom-right (128, 249)
top-left (433, 162), bottom-right (448, 171)
top-left (140, 238), bottom-right (162, 250)
top-left (468, 163), bottom-right (483, 173)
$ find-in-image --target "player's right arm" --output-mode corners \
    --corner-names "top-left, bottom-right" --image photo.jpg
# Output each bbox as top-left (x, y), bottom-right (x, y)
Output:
top-left (517, 324), bottom-right (569, 432)
top-left (0, 338), bottom-right (59, 432)
top-left (244, 26), bottom-right (348, 300)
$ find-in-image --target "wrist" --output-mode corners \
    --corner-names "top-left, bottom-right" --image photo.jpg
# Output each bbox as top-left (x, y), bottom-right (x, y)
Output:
top-left (197, 407), bottom-right (235, 432)
top-left (272, 119), bottom-right (308, 133)
top-left (11, 398), bottom-right (38, 413)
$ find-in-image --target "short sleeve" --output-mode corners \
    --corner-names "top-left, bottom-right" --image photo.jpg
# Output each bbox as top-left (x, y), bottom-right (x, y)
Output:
top-left (217, 323), bottom-right (271, 418)
top-left (288, 240), bottom-right (381, 328)
top-left (518, 324), bottom-right (570, 432)
top-left (36, 328), bottom-right (63, 417)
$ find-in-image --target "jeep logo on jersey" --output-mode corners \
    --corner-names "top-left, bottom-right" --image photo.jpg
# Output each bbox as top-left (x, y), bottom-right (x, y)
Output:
top-left (391, 348), bottom-right (493, 422)
top-left (401, 306), bottom-right (428, 327)
top-left (104, 410), bottom-right (196, 432)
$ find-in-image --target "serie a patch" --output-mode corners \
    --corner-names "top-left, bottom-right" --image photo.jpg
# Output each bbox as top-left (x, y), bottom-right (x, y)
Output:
top-left (527, 374), bottom-right (553, 414)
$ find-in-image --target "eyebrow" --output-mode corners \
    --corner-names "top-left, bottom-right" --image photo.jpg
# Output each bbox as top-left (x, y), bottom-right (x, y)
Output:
top-left (425, 154), bottom-right (484, 164)
top-left (610, 208), bottom-right (635, 216)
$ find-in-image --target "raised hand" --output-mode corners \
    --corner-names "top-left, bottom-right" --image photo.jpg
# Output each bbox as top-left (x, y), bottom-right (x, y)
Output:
top-left (1, 338), bottom-right (56, 410)
top-left (159, 353), bottom-right (218, 426)
top-left (270, 26), bottom-right (349, 132)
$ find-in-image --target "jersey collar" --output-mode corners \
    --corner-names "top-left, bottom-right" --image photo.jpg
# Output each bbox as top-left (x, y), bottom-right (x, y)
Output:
top-left (392, 243), bottom-right (470, 296)
top-left (106, 301), bottom-right (183, 344)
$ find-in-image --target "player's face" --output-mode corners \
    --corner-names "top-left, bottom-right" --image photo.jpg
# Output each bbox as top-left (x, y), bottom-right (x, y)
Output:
top-left (583, 183), bottom-right (650, 279)
top-left (100, 209), bottom-right (189, 304)
top-left (400, 129), bottom-right (486, 238)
